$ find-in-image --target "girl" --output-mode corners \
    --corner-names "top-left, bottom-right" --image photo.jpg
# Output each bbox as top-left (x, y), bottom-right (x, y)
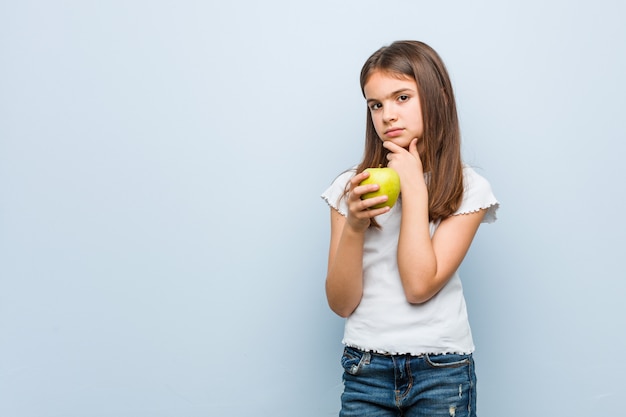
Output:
top-left (321, 40), bottom-right (499, 417)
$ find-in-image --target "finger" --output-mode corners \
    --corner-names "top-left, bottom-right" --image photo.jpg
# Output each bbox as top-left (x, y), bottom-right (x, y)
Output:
top-left (352, 169), bottom-right (372, 183)
top-left (361, 194), bottom-right (388, 209)
top-left (349, 171), bottom-right (370, 191)
top-left (349, 172), bottom-right (379, 200)
top-left (365, 204), bottom-right (391, 216)
top-left (353, 170), bottom-right (370, 181)
top-left (409, 138), bottom-right (420, 157)
top-left (352, 183), bottom-right (380, 201)
top-left (353, 197), bottom-right (390, 214)
top-left (348, 194), bottom-right (387, 219)
top-left (382, 140), bottom-right (403, 153)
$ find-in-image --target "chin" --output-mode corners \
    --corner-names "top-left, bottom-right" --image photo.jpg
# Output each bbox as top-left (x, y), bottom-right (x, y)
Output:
top-left (384, 138), bottom-right (411, 149)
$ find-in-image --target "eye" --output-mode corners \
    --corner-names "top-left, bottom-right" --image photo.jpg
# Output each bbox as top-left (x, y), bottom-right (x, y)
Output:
top-left (398, 94), bottom-right (410, 102)
top-left (369, 102), bottom-right (382, 111)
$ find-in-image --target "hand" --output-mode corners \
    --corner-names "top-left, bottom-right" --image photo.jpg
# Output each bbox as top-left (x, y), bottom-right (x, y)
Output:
top-left (345, 170), bottom-right (391, 232)
top-left (383, 138), bottom-right (424, 188)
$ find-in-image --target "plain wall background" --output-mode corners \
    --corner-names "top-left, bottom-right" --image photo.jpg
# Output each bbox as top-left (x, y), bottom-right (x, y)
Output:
top-left (1, 1), bottom-right (625, 416)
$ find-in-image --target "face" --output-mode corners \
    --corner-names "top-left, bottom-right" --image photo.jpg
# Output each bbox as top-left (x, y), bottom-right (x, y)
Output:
top-left (363, 71), bottom-right (424, 149)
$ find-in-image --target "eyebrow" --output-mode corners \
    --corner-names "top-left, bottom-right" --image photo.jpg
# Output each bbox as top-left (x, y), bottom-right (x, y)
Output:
top-left (366, 88), bottom-right (415, 104)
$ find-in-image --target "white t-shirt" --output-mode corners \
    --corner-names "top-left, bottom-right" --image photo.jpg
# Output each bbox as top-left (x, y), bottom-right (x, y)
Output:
top-left (321, 164), bottom-right (499, 355)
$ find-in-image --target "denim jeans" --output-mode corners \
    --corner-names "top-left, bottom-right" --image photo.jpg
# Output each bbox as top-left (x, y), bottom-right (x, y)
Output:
top-left (339, 346), bottom-right (477, 417)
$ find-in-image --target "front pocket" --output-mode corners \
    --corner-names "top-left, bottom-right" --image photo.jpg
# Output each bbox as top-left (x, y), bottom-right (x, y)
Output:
top-left (341, 347), bottom-right (370, 375)
top-left (424, 353), bottom-right (471, 369)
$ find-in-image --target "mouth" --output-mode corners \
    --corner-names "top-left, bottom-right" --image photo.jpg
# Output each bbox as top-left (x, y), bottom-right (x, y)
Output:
top-left (384, 128), bottom-right (404, 138)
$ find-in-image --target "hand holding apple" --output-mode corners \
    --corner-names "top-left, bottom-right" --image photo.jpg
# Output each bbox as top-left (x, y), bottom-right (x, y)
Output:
top-left (359, 167), bottom-right (401, 209)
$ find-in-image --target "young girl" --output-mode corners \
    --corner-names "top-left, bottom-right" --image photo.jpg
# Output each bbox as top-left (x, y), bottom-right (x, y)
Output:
top-left (321, 40), bottom-right (499, 416)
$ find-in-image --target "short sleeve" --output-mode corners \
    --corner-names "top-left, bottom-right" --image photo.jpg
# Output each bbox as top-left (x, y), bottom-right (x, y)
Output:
top-left (321, 169), bottom-right (355, 217)
top-left (454, 165), bottom-right (499, 223)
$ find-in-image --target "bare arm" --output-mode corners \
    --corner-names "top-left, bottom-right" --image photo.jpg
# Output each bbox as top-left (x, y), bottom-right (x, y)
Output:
top-left (385, 139), bottom-right (487, 304)
top-left (325, 171), bottom-right (390, 317)
top-left (398, 203), bottom-right (486, 304)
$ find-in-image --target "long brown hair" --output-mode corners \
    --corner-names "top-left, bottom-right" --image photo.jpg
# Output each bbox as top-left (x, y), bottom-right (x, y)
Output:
top-left (356, 40), bottom-right (464, 223)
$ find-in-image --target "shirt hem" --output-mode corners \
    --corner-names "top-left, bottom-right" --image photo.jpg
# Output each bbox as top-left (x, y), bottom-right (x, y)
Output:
top-left (343, 342), bottom-right (475, 357)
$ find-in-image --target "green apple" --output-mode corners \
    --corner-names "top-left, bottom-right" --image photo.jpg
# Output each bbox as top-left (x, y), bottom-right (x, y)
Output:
top-left (359, 167), bottom-right (401, 209)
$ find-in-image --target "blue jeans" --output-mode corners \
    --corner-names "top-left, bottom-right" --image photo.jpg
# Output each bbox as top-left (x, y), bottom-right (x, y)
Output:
top-left (339, 346), bottom-right (477, 417)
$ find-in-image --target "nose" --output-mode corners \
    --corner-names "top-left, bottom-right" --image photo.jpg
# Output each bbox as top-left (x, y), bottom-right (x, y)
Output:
top-left (383, 106), bottom-right (397, 123)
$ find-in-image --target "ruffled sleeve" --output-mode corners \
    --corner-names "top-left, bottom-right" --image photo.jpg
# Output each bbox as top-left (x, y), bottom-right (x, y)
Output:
top-left (321, 169), bottom-right (355, 217)
top-left (454, 165), bottom-right (499, 223)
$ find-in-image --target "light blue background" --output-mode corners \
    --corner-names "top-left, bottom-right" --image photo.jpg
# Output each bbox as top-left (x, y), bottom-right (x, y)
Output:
top-left (1, 1), bottom-right (625, 416)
